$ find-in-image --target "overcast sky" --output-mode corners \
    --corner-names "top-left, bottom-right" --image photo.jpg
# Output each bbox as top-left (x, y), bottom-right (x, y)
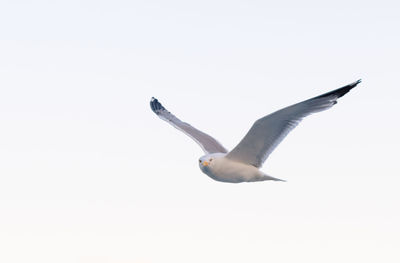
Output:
top-left (0, 1), bottom-right (399, 262)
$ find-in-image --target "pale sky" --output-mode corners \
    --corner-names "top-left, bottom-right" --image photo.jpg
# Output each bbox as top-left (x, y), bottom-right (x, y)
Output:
top-left (0, 1), bottom-right (399, 263)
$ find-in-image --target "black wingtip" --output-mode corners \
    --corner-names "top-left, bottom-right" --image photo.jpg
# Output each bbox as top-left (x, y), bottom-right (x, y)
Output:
top-left (350, 79), bottom-right (362, 87)
top-left (314, 79), bottom-right (362, 100)
top-left (337, 79), bottom-right (362, 98)
top-left (150, 97), bottom-right (166, 114)
top-left (150, 97), bottom-right (158, 113)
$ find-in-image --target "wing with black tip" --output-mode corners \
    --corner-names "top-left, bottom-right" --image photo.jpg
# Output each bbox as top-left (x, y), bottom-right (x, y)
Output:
top-left (226, 80), bottom-right (361, 167)
top-left (150, 97), bottom-right (228, 154)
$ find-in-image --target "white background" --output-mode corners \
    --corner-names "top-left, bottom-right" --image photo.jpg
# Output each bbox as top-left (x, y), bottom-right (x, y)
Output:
top-left (0, 1), bottom-right (399, 262)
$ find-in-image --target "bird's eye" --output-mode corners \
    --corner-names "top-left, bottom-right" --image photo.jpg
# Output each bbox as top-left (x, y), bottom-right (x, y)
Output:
top-left (209, 158), bottom-right (213, 162)
top-left (199, 160), bottom-right (202, 163)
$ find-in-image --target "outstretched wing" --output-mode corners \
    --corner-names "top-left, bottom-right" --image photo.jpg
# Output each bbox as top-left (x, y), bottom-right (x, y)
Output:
top-left (226, 80), bottom-right (361, 167)
top-left (150, 97), bottom-right (228, 154)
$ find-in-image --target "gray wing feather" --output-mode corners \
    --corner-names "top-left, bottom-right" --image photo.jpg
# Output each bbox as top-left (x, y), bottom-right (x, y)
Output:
top-left (150, 97), bottom-right (228, 154)
top-left (226, 80), bottom-right (361, 167)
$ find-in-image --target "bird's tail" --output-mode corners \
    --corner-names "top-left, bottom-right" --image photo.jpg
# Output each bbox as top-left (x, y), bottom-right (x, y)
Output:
top-left (260, 173), bottom-right (286, 182)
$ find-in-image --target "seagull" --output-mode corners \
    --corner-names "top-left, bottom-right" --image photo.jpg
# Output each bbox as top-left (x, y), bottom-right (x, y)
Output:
top-left (150, 80), bottom-right (361, 183)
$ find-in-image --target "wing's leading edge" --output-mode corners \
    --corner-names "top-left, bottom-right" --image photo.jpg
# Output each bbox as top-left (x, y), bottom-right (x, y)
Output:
top-left (226, 80), bottom-right (361, 167)
top-left (150, 97), bottom-right (228, 154)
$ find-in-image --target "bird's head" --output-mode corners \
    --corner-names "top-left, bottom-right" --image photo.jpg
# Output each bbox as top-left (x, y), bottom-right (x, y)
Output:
top-left (199, 156), bottom-right (214, 170)
top-left (198, 153), bottom-right (225, 172)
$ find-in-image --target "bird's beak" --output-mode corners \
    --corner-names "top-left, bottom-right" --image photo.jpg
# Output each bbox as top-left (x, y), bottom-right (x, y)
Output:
top-left (203, 161), bottom-right (209, 166)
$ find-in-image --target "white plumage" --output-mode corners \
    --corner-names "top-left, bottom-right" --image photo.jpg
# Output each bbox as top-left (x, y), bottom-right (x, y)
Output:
top-left (150, 80), bottom-right (361, 183)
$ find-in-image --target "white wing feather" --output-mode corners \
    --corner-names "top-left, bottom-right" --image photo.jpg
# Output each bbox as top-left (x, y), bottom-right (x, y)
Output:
top-left (226, 80), bottom-right (361, 167)
top-left (150, 97), bottom-right (228, 154)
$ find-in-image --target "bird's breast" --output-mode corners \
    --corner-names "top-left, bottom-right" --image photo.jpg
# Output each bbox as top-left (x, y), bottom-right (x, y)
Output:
top-left (200, 157), bottom-right (262, 183)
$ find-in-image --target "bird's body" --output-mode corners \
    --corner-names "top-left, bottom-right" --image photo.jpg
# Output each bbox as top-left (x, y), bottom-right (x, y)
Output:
top-left (199, 153), bottom-right (283, 183)
top-left (150, 80), bottom-right (361, 183)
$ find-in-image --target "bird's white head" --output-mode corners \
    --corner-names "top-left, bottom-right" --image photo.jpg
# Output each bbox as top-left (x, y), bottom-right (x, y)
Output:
top-left (198, 156), bottom-right (213, 171)
top-left (198, 153), bottom-right (225, 172)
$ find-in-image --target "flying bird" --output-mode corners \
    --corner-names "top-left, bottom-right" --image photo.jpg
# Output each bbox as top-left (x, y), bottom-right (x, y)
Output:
top-left (150, 80), bottom-right (361, 183)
